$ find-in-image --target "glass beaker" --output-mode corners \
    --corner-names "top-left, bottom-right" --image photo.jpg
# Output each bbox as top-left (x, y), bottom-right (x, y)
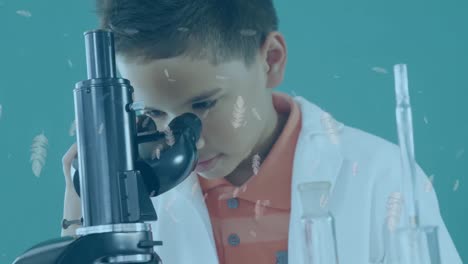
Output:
top-left (298, 182), bottom-right (339, 264)
top-left (384, 225), bottom-right (441, 264)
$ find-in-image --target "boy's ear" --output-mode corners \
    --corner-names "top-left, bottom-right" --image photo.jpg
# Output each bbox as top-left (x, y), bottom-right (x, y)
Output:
top-left (260, 31), bottom-right (287, 88)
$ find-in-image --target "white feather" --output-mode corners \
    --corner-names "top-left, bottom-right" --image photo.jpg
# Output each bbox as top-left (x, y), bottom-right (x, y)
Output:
top-left (69, 119), bottom-right (76, 136)
top-left (30, 131), bottom-right (49, 177)
top-left (16, 10), bottom-right (32, 17)
top-left (231, 96), bottom-right (246, 128)
top-left (164, 127), bottom-right (175, 146)
top-left (386, 192), bottom-right (403, 232)
top-left (252, 153), bottom-right (261, 175)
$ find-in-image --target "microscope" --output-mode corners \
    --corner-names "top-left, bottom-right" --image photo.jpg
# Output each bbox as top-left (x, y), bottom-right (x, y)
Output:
top-left (13, 29), bottom-right (202, 264)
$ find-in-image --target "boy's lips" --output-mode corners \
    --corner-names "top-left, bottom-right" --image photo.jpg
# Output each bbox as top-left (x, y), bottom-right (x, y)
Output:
top-left (198, 154), bottom-right (220, 164)
top-left (196, 154), bottom-right (221, 172)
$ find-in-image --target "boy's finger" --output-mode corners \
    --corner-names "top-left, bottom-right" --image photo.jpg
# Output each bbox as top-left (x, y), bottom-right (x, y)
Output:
top-left (62, 143), bottom-right (77, 182)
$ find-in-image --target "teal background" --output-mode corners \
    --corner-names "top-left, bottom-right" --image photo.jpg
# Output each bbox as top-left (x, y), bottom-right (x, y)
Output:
top-left (0, 0), bottom-right (466, 263)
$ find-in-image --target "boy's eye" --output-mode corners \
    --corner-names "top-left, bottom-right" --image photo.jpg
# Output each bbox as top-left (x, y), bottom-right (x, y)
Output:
top-left (192, 100), bottom-right (217, 110)
top-left (145, 110), bottom-right (165, 118)
top-left (136, 115), bottom-right (157, 132)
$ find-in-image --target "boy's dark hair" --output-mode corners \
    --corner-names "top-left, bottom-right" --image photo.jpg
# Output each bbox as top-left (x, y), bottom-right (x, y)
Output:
top-left (94, 0), bottom-right (279, 67)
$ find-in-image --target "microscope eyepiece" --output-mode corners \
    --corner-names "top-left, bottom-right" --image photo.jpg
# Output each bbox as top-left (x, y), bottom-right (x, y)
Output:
top-left (84, 29), bottom-right (117, 79)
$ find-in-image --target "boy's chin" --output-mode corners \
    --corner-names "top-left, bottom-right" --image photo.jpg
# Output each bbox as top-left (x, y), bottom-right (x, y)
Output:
top-left (197, 173), bottom-right (225, 180)
top-left (196, 160), bottom-right (231, 180)
top-left (195, 154), bottom-right (246, 181)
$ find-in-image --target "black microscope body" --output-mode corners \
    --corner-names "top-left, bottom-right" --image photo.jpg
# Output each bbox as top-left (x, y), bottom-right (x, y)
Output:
top-left (13, 29), bottom-right (202, 264)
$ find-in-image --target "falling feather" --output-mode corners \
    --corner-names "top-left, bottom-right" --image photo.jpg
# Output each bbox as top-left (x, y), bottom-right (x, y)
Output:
top-left (202, 109), bottom-right (211, 119)
top-left (69, 120), bottom-right (76, 136)
top-left (164, 195), bottom-right (181, 223)
top-left (453, 179), bottom-right (460, 191)
top-left (151, 144), bottom-right (163, 160)
top-left (386, 192), bottom-right (403, 232)
top-left (423, 116), bottom-right (429, 124)
top-left (371, 66), bottom-right (388, 74)
top-left (16, 10), bottom-right (32, 17)
top-left (177, 27), bottom-right (189, 32)
top-left (254, 200), bottom-right (270, 221)
top-left (352, 162), bottom-right (359, 176)
top-left (164, 69), bottom-right (170, 78)
top-left (321, 112), bottom-right (340, 144)
top-left (252, 108), bottom-right (262, 120)
top-left (250, 230), bottom-right (257, 237)
top-left (231, 96), bottom-right (246, 128)
top-left (455, 149), bottom-right (465, 159)
top-left (67, 59), bottom-right (73, 68)
top-left (164, 127), bottom-right (175, 146)
top-left (122, 28), bottom-right (139, 35)
top-left (98, 123), bottom-right (104, 134)
top-left (232, 187), bottom-right (240, 198)
top-left (191, 181), bottom-right (199, 196)
top-left (241, 184), bottom-right (247, 193)
top-left (141, 115), bottom-right (152, 129)
top-left (424, 174), bottom-right (434, 193)
top-left (215, 75), bottom-right (229, 80)
top-left (196, 137), bottom-right (205, 150)
top-left (163, 69), bottom-right (176, 82)
top-left (319, 193), bottom-right (329, 208)
top-left (218, 192), bottom-right (232, 201)
top-left (240, 29), bottom-right (257, 36)
top-left (0, 104), bottom-right (2, 120)
top-left (30, 131), bottom-right (49, 177)
top-left (252, 154), bottom-right (261, 175)
top-left (164, 194), bottom-right (177, 211)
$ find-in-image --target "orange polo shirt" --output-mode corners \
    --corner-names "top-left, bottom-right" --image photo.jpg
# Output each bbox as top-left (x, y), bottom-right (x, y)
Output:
top-left (198, 92), bottom-right (302, 264)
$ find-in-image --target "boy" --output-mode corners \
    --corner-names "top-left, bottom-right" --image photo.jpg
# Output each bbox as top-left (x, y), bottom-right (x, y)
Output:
top-left (61, 0), bottom-right (462, 263)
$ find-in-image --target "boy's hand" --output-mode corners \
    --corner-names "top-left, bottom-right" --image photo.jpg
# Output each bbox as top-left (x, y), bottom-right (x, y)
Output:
top-left (62, 117), bottom-right (140, 190)
top-left (61, 142), bottom-right (81, 237)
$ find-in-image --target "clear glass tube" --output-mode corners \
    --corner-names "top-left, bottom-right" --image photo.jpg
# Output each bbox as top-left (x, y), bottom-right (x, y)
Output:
top-left (298, 182), bottom-right (339, 264)
top-left (389, 64), bottom-right (441, 264)
top-left (384, 226), bottom-right (441, 264)
top-left (394, 64), bottom-right (418, 226)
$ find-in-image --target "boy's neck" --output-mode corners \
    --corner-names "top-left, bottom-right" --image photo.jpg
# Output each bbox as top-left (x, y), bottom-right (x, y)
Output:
top-left (224, 109), bottom-right (289, 187)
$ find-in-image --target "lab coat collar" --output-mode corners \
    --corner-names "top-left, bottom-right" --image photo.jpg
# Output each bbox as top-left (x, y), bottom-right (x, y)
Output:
top-left (292, 96), bottom-right (345, 198)
top-left (287, 96), bottom-right (346, 264)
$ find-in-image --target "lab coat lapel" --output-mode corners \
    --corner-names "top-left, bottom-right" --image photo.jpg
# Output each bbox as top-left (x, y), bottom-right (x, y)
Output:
top-left (174, 172), bottom-right (218, 261)
top-left (288, 96), bottom-right (346, 264)
top-left (151, 172), bottom-right (218, 263)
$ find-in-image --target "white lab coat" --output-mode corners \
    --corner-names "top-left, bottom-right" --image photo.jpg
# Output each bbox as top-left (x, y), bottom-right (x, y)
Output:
top-left (147, 96), bottom-right (462, 264)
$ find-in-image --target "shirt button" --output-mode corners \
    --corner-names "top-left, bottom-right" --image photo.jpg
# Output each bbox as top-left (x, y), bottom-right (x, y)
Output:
top-left (227, 198), bottom-right (239, 209)
top-left (228, 233), bottom-right (240, 246)
top-left (276, 250), bottom-right (288, 264)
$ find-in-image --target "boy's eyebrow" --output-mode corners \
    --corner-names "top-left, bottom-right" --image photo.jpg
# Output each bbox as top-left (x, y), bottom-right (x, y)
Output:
top-left (185, 87), bottom-right (223, 104)
top-left (141, 87), bottom-right (223, 112)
